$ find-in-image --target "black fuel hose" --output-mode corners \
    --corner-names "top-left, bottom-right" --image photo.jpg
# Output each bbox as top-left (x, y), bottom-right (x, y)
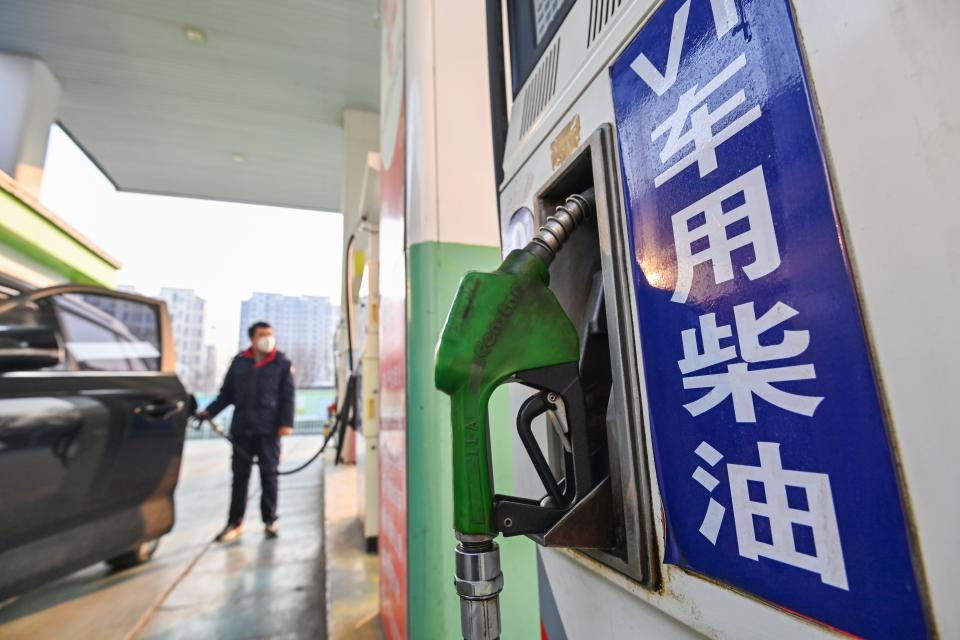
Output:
top-left (192, 413), bottom-right (338, 476)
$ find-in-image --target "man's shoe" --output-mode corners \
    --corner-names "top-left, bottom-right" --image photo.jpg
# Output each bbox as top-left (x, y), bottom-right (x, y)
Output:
top-left (264, 522), bottom-right (279, 539)
top-left (215, 522), bottom-right (245, 543)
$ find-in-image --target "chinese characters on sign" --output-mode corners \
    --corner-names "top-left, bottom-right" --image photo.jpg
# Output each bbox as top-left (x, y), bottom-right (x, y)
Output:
top-left (669, 166), bottom-right (779, 304)
top-left (680, 300), bottom-right (821, 422)
top-left (610, 0), bottom-right (927, 637)
top-left (647, 1), bottom-right (838, 578)
top-left (693, 441), bottom-right (847, 589)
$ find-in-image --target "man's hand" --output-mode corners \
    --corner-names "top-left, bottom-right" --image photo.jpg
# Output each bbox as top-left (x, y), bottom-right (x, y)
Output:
top-left (278, 426), bottom-right (293, 437)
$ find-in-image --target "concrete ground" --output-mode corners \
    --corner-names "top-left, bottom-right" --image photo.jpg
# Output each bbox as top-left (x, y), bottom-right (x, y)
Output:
top-left (0, 436), bottom-right (332, 639)
top-left (325, 461), bottom-right (382, 639)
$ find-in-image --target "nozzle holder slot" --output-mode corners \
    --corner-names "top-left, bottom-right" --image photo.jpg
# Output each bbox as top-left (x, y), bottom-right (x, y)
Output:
top-left (526, 124), bottom-right (660, 589)
top-left (532, 476), bottom-right (616, 549)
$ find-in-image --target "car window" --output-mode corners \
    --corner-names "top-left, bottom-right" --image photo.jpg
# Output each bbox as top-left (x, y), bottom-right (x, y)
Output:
top-left (0, 298), bottom-right (46, 328)
top-left (53, 293), bottom-right (161, 372)
top-left (0, 296), bottom-right (66, 372)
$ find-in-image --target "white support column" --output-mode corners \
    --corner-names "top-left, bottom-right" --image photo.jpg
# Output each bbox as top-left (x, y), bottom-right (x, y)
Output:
top-left (0, 54), bottom-right (60, 195)
top-left (404, 0), bottom-right (502, 249)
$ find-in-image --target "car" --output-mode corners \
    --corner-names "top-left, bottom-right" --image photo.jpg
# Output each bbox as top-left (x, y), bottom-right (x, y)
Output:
top-left (0, 278), bottom-right (192, 599)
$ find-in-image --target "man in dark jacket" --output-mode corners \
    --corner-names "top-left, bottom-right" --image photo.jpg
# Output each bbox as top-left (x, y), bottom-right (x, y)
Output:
top-left (198, 321), bottom-right (295, 542)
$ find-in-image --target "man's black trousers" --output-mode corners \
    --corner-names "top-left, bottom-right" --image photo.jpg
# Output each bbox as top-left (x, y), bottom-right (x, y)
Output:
top-left (228, 432), bottom-right (281, 525)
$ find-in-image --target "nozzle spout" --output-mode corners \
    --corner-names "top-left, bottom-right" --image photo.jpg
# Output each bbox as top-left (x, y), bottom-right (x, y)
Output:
top-left (525, 187), bottom-right (595, 267)
top-left (455, 536), bottom-right (503, 640)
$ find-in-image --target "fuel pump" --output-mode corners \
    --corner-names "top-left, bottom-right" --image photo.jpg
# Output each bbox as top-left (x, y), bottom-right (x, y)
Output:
top-left (435, 189), bottom-right (611, 640)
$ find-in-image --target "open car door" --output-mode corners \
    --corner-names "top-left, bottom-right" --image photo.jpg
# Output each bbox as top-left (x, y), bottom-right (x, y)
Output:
top-left (0, 285), bottom-right (191, 598)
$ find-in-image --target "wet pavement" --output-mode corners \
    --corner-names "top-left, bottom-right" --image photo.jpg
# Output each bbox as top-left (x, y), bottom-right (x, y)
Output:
top-left (0, 436), bottom-right (328, 640)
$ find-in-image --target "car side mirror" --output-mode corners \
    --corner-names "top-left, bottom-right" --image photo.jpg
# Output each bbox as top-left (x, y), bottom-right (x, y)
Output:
top-left (0, 326), bottom-right (64, 372)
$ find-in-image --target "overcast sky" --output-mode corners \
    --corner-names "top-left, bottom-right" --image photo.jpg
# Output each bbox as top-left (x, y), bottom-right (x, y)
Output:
top-left (39, 125), bottom-right (343, 373)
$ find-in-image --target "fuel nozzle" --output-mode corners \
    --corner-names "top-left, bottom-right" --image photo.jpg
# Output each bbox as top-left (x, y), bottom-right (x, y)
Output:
top-left (436, 187), bottom-right (595, 640)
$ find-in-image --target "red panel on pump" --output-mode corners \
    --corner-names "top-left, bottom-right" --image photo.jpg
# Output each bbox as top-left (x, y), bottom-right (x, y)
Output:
top-left (378, 0), bottom-right (407, 635)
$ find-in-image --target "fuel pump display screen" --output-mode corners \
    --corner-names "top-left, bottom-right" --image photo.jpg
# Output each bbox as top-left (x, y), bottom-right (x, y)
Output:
top-left (507, 0), bottom-right (575, 97)
top-left (532, 0), bottom-right (565, 44)
top-left (609, 1), bottom-right (927, 638)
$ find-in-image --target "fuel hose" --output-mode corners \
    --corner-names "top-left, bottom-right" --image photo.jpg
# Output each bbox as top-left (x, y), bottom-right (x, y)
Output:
top-left (191, 415), bottom-right (333, 476)
top-left (192, 371), bottom-right (357, 476)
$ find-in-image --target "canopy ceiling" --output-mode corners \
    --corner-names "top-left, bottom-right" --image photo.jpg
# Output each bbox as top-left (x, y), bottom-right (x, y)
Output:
top-left (0, 0), bottom-right (380, 211)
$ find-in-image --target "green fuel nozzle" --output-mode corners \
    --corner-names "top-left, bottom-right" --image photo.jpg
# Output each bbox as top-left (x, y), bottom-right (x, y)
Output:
top-left (435, 189), bottom-right (595, 640)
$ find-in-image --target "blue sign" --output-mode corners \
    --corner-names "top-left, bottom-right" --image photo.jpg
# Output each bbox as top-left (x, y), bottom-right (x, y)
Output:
top-left (609, 1), bottom-right (927, 637)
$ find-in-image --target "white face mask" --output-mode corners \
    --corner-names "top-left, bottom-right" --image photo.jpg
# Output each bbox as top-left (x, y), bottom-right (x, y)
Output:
top-left (256, 335), bottom-right (276, 354)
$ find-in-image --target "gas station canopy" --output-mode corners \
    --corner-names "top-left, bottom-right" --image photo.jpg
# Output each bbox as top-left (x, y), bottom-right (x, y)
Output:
top-left (0, 0), bottom-right (379, 211)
